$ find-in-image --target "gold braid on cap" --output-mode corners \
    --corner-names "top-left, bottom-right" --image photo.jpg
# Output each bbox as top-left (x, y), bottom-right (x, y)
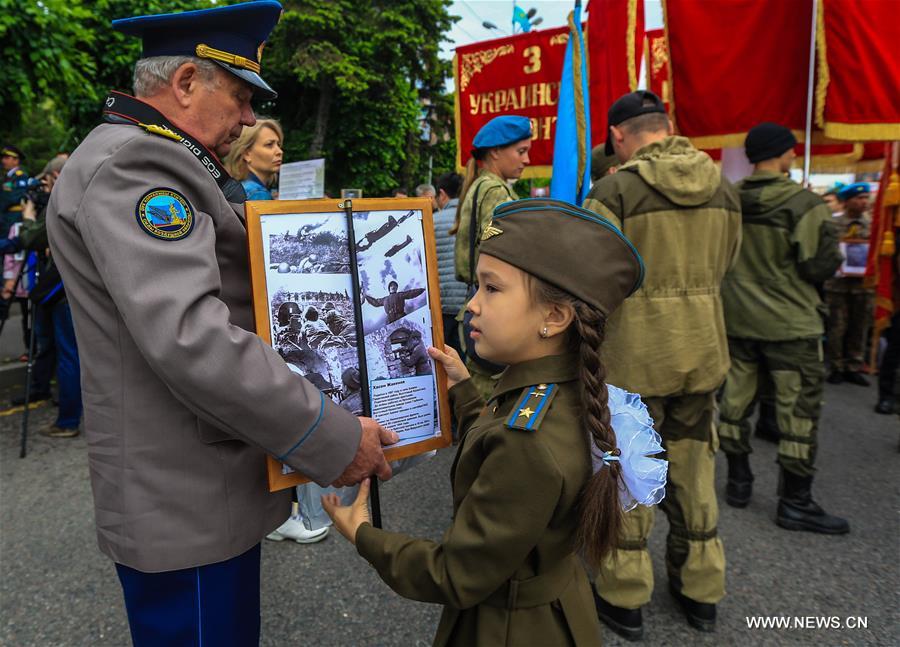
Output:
top-left (195, 44), bottom-right (260, 73)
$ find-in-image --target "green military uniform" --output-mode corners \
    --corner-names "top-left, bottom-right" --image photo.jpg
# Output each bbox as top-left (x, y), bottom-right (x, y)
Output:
top-left (453, 171), bottom-right (517, 399)
top-left (719, 171), bottom-right (843, 476)
top-left (356, 356), bottom-right (601, 647)
top-left (824, 214), bottom-right (873, 373)
top-left (584, 136), bottom-right (741, 608)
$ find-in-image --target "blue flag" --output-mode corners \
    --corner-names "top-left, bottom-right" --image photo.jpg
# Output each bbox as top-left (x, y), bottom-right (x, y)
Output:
top-left (513, 5), bottom-right (531, 33)
top-left (550, 1), bottom-right (591, 206)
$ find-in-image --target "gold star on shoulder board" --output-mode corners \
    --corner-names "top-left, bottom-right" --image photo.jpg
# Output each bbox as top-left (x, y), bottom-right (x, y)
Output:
top-left (518, 406), bottom-right (535, 420)
top-left (481, 224), bottom-right (503, 241)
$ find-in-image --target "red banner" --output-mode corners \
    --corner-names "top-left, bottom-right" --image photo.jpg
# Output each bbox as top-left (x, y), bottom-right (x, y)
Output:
top-left (816, 0), bottom-right (900, 140)
top-left (587, 0), bottom-right (644, 146)
top-left (664, 0), bottom-right (814, 148)
top-left (453, 0), bottom-right (641, 174)
top-left (865, 144), bottom-right (899, 355)
top-left (454, 27), bottom-right (571, 175)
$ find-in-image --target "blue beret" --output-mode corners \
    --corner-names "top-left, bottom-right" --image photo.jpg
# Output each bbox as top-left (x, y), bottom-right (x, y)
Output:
top-left (472, 116), bottom-right (532, 152)
top-left (837, 182), bottom-right (870, 201)
top-left (113, 0), bottom-right (282, 99)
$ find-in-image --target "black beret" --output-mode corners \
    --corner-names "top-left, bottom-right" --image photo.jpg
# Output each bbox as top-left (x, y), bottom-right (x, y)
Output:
top-left (744, 122), bottom-right (797, 164)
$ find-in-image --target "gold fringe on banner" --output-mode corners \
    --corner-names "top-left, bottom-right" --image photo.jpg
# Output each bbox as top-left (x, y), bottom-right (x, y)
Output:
top-left (626, 0), bottom-right (639, 92)
top-left (661, 0), bottom-right (677, 131)
top-left (453, 54), bottom-right (464, 172)
top-left (823, 122), bottom-right (900, 141)
top-left (814, 0), bottom-right (829, 130)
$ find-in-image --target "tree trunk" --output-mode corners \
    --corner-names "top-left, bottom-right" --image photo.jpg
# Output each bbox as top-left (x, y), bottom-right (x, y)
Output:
top-left (308, 77), bottom-right (333, 159)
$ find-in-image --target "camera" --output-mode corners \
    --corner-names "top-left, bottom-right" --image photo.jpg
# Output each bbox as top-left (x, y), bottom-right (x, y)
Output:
top-left (24, 177), bottom-right (50, 209)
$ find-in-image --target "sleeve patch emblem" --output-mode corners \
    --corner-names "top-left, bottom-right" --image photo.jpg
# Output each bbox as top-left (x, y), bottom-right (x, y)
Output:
top-left (136, 188), bottom-right (195, 241)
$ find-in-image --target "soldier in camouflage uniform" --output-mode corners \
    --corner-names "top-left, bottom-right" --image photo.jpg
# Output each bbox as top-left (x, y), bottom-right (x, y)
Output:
top-left (719, 123), bottom-right (848, 535)
top-left (824, 182), bottom-right (874, 385)
top-left (452, 115), bottom-right (531, 399)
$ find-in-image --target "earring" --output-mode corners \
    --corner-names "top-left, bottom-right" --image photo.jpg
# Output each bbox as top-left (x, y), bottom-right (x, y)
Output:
top-left (540, 327), bottom-right (549, 338)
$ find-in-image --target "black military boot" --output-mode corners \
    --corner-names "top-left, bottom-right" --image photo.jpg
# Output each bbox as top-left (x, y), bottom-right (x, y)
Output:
top-left (776, 469), bottom-right (850, 534)
top-left (593, 588), bottom-right (643, 641)
top-left (843, 371), bottom-right (870, 386)
top-left (874, 397), bottom-right (896, 414)
top-left (668, 581), bottom-right (716, 632)
top-left (725, 453), bottom-right (753, 508)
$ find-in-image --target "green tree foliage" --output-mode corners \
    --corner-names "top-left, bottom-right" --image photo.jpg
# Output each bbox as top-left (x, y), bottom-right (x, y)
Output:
top-left (264, 0), bottom-right (457, 196)
top-left (0, 0), bottom-right (458, 193)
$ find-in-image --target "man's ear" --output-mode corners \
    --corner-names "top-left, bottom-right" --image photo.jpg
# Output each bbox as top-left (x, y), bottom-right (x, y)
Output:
top-left (610, 125), bottom-right (625, 146)
top-left (666, 118), bottom-right (675, 136)
top-left (170, 63), bottom-right (200, 108)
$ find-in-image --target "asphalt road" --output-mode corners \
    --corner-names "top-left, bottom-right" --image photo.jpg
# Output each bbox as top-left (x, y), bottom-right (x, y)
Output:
top-left (1, 380), bottom-right (897, 646)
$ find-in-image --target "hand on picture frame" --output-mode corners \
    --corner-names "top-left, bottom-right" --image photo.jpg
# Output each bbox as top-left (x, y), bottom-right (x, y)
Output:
top-left (331, 417), bottom-right (398, 487)
top-left (428, 345), bottom-right (470, 389)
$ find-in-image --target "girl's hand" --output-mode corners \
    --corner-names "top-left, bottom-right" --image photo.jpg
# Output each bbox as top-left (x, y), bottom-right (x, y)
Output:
top-left (322, 477), bottom-right (371, 544)
top-left (428, 344), bottom-right (470, 389)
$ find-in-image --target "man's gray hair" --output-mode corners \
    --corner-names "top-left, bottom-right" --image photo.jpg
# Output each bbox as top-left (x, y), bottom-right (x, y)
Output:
top-left (133, 56), bottom-right (220, 97)
top-left (415, 183), bottom-right (436, 197)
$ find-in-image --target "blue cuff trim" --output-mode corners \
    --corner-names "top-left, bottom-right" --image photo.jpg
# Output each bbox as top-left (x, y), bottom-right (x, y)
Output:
top-left (277, 391), bottom-right (325, 461)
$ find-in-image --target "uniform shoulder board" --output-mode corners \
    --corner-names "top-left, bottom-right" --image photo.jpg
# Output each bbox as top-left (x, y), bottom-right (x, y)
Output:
top-left (505, 383), bottom-right (558, 431)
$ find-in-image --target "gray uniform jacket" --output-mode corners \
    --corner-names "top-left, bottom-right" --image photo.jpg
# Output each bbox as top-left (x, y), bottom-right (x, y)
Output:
top-left (47, 123), bottom-right (361, 572)
top-left (432, 198), bottom-right (467, 314)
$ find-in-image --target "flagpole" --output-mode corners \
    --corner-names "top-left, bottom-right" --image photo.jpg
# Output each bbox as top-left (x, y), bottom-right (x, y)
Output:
top-left (802, 0), bottom-right (818, 185)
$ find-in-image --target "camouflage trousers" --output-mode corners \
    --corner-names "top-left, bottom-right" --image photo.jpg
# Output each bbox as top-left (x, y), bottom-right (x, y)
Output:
top-left (594, 391), bottom-right (726, 608)
top-left (718, 337), bottom-right (824, 477)
top-left (825, 289), bottom-right (873, 372)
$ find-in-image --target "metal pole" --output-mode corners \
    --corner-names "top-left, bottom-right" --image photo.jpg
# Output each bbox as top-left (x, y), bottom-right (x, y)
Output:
top-left (803, 0), bottom-right (819, 185)
top-left (341, 199), bottom-right (382, 528)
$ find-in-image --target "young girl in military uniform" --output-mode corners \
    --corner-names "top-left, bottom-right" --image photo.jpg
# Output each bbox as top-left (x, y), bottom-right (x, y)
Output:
top-left (324, 198), bottom-right (666, 646)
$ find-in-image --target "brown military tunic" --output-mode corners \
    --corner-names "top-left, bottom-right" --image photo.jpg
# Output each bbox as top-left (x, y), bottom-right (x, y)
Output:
top-left (356, 354), bottom-right (602, 646)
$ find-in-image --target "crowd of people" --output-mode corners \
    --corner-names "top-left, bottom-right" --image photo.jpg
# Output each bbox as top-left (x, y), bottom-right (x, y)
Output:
top-left (3, 0), bottom-right (896, 645)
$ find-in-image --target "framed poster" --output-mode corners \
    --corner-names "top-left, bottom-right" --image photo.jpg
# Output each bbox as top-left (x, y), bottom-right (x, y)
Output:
top-left (245, 198), bottom-right (452, 491)
top-left (838, 239), bottom-right (869, 277)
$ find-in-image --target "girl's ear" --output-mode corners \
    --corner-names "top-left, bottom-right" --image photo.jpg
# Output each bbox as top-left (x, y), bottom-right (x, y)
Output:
top-left (544, 302), bottom-right (574, 338)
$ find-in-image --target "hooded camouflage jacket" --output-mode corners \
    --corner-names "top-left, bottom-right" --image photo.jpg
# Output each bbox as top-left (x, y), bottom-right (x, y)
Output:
top-left (584, 136), bottom-right (742, 397)
top-left (722, 171), bottom-right (842, 340)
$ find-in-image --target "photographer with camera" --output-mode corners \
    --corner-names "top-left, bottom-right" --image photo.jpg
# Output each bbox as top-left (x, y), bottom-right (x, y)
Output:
top-left (8, 155), bottom-right (82, 437)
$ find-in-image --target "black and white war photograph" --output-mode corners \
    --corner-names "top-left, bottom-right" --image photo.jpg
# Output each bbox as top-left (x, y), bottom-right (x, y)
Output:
top-left (267, 272), bottom-right (360, 415)
top-left (354, 209), bottom-right (431, 335)
top-left (353, 208), bottom-right (442, 446)
top-left (263, 212), bottom-right (350, 274)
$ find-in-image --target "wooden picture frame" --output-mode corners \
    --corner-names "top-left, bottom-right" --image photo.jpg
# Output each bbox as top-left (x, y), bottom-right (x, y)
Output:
top-left (245, 197), bottom-right (452, 491)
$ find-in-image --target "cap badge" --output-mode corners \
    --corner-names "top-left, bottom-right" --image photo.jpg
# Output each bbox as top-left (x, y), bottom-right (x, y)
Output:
top-left (481, 224), bottom-right (503, 241)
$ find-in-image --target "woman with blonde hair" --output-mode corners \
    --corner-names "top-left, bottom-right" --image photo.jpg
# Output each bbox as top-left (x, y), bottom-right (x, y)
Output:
top-left (224, 118), bottom-right (284, 200)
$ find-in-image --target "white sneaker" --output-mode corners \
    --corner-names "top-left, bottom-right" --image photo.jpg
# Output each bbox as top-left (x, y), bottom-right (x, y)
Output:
top-left (265, 515), bottom-right (329, 544)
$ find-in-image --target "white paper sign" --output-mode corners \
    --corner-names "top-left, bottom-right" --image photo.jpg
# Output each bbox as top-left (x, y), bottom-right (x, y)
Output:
top-left (278, 159), bottom-right (325, 200)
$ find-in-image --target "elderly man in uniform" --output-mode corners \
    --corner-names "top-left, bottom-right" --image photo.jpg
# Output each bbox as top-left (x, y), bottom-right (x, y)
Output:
top-left (824, 182), bottom-right (874, 385)
top-left (45, 2), bottom-right (397, 644)
top-left (718, 123), bottom-right (848, 535)
top-left (584, 90), bottom-right (741, 638)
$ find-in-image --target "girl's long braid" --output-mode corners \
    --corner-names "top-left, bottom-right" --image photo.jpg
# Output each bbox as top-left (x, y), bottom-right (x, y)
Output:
top-left (572, 301), bottom-right (623, 569)
top-left (528, 277), bottom-right (623, 569)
